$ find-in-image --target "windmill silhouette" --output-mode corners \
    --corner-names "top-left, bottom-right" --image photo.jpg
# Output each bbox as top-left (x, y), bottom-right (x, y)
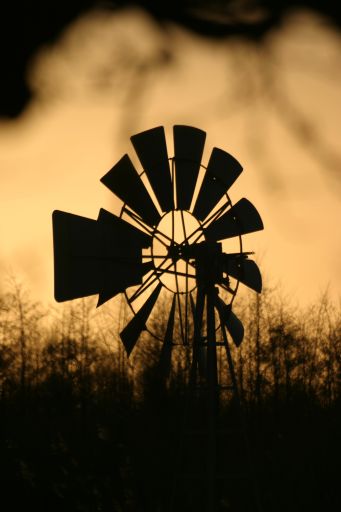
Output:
top-left (53, 125), bottom-right (264, 511)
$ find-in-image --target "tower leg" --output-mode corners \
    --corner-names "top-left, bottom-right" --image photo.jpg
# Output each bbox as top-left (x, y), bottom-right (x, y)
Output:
top-left (206, 285), bottom-right (218, 512)
top-left (217, 302), bottom-right (263, 512)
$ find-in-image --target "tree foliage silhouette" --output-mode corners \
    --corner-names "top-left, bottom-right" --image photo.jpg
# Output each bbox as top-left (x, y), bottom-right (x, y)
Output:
top-left (0, 279), bottom-right (340, 510)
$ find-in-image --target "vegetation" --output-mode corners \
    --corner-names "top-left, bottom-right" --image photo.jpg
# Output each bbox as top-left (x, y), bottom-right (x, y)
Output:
top-left (0, 281), bottom-right (340, 511)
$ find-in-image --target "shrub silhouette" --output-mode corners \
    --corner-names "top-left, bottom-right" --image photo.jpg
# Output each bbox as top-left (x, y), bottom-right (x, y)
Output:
top-left (0, 280), bottom-right (340, 511)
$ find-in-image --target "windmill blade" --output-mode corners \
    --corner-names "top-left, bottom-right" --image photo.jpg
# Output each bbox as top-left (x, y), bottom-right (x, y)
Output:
top-left (142, 261), bottom-right (154, 274)
top-left (173, 125), bottom-right (206, 210)
top-left (193, 148), bottom-right (243, 221)
top-left (97, 261), bottom-right (154, 307)
top-left (158, 295), bottom-right (176, 378)
top-left (131, 126), bottom-right (174, 212)
top-left (53, 209), bottom-right (151, 305)
top-left (205, 198), bottom-right (263, 241)
top-left (101, 154), bottom-right (160, 227)
top-left (97, 208), bottom-right (153, 306)
top-left (215, 298), bottom-right (244, 347)
top-left (222, 256), bottom-right (262, 293)
top-left (97, 208), bottom-right (151, 249)
top-left (225, 308), bottom-right (244, 348)
top-left (120, 284), bottom-right (162, 356)
top-left (53, 210), bottom-right (102, 302)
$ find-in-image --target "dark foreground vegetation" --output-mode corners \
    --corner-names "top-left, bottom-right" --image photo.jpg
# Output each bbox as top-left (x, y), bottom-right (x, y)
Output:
top-left (0, 281), bottom-right (340, 511)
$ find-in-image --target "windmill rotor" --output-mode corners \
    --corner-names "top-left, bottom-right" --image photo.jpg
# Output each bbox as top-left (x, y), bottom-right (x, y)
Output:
top-left (53, 125), bottom-right (264, 356)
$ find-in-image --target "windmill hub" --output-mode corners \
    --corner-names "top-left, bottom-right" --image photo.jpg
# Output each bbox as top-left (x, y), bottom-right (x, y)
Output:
top-left (151, 210), bottom-right (205, 293)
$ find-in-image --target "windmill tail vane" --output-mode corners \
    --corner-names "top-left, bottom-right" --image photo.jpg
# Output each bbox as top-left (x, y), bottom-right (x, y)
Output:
top-left (53, 125), bottom-right (264, 357)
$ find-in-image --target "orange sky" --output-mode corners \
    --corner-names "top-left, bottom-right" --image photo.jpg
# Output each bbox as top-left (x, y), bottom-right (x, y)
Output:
top-left (0, 8), bottom-right (340, 310)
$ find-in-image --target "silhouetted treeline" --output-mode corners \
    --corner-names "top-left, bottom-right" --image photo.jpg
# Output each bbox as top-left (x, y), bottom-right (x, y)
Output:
top-left (0, 281), bottom-right (340, 511)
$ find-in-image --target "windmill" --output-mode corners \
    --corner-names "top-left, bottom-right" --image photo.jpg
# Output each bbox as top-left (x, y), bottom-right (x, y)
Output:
top-left (52, 125), bottom-right (264, 511)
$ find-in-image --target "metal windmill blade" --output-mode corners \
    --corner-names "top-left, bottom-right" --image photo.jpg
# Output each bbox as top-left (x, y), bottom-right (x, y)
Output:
top-left (173, 125), bottom-right (206, 210)
top-left (52, 209), bottom-right (151, 303)
top-left (204, 198), bottom-right (264, 241)
top-left (222, 254), bottom-right (262, 293)
top-left (215, 297), bottom-right (245, 347)
top-left (120, 283), bottom-right (162, 356)
top-left (101, 154), bottom-right (160, 227)
top-left (131, 126), bottom-right (174, 212)
top-left (158, 294), bottom-right (176, 379)
top-left (52, 124), bottom-right (264, 359)
top-left (193, 148), bottom-right (242, 221)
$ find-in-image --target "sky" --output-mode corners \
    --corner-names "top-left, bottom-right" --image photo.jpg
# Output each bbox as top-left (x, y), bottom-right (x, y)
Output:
top-left (0, 7), bottom-right (340, 312)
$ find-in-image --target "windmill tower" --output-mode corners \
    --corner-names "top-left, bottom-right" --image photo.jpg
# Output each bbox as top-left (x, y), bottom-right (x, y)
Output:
top-left (53, 125), bottom-right (264, 511)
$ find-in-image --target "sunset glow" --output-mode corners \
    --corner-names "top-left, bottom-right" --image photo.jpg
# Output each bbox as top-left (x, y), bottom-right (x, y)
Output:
top-left (0, 8), bottom-right (340, 308)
